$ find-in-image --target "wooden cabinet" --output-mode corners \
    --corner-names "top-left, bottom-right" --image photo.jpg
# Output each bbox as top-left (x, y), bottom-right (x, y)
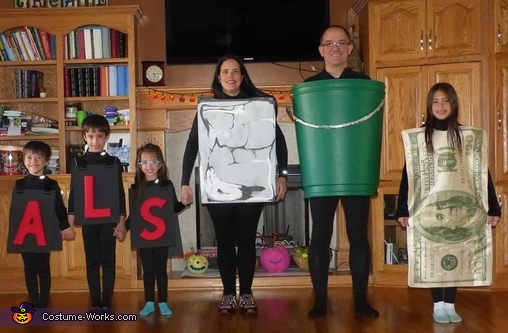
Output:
top-left (0, 6), bottom-right (141, 174)
top-left (377, 61), bottom-right (481, 181)
top-left (494, 0), bottom-right (508, 54)
top-left (363, 0), bottom-right (488, 285)
top-left (369, 0), bottom-right (482, 63)
top-left (494, 60), bottom-right (508, 181)
top-left (493, 1), bottom-right (508, 181)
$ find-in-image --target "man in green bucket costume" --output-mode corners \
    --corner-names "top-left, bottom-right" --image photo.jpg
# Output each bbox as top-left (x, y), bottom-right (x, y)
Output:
top-left (304, 25), bottom-right (379, 319)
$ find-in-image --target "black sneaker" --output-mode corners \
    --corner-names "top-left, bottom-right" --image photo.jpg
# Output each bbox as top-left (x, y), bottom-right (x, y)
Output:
top-left (218, 294), bottom-right (237, 314)
top-left (239, 294), bottom-right (257, 314)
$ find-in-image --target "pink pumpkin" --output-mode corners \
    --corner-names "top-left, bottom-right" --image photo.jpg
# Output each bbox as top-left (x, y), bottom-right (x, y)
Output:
top-left (260, 245), bottom-right (290, 273)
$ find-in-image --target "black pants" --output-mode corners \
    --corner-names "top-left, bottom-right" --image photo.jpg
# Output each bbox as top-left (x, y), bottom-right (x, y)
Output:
top-left (431, 287), bottom-right (457, 303)
top-left (82, 223), bottom-right (117, 308)
top-left (139, 246), bottom-right (169, 302)
top-left (21, 252), bottom-right (51, 308)
top-left (207, 202), bottom-right (264, 296)
top-left (309, 196), bottom-right (371, 304)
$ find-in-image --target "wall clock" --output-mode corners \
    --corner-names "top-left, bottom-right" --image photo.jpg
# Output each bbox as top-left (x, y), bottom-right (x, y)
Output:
top-left (141, 61), bottom-right (165, 86)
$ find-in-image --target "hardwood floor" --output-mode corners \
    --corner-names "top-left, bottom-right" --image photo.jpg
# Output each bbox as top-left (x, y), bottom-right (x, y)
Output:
top-left (2, 286), bottom-right (507, 333)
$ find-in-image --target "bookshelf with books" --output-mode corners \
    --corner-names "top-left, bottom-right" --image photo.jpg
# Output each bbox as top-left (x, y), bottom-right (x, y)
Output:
top-left (0, 6), bottom-right (141, 175)
top-left (0, 6), bottom-right (141, 294)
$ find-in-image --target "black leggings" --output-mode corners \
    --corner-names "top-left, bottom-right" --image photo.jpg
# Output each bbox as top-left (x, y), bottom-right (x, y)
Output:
top-left (139, 246), bottom-right (169, 302)
top-left (82, 223), bottom-right (117, 307)
top-left (207, 203), bottom-right (264, 296)
top-left (431, 287), bottom-right (457, 303)
top-left (22, 252), bottom-right (51, 307)
top-left (309, 196), bottom-right (371, 303)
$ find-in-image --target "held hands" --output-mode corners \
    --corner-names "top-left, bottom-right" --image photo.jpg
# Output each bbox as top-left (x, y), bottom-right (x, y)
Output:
top-left (61, 226), bottom-right (75, 241)
top-left (488, 216), bottom-right (500, 227)
top-left (398, 217), bottom-right (409, 227)
top-left (114, 222), bottom-right (127, 242)
top-left (181, 185), bottom-right (194, 206)
top-left (275, 177), bottom-right (287, 201)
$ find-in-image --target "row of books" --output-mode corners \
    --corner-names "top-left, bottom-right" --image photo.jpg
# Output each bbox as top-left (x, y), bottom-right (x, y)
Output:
top-left (0, 27), bottom-right (57, 62)
top-left (64, 65), bottom-right (129, 97)
top-left (65, 26), bottom-right (127, 60)
top-left (15, 70), bottom-right (44, 99)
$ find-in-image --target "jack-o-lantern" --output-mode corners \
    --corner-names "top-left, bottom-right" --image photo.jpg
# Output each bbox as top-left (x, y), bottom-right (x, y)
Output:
top-left (186, 255), bottom-right (209, 274)
top-left (11, 302), bottom-right (35, 325)
top-left (260, 244), bottom-right (290, 273)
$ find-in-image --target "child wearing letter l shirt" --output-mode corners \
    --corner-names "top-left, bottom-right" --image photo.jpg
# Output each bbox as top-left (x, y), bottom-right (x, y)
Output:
top-left (67, 114), bottom-right (127, 311)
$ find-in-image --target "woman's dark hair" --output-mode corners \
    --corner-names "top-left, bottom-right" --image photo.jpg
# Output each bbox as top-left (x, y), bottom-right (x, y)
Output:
top-left (23, 140), bottom-right (51, 161)
top-left (134, 143), bottom-right (169, 198)
top-left (211, 54), bottom-right (269, 99)
top-left (424, 82), bottom-right (462, 153)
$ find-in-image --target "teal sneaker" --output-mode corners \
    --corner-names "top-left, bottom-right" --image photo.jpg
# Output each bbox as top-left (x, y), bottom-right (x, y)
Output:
top-left (433, 308), bottom-right (450, 323)
top-left (446, 309), bottom-right (462, 323)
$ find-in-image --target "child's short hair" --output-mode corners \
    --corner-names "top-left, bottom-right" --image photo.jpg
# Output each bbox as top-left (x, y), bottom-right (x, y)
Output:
top-left (23, 141), bottom-right (51, 161)
top-left (81, 114), bottom-right (110, 137)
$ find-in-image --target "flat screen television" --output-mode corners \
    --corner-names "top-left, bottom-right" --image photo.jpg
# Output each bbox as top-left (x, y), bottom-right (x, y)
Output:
top-left (165, 0), bottom-right (330, 64)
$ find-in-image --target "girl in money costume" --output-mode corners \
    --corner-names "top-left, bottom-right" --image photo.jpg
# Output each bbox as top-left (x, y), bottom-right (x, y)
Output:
top-left (396, 82), bottom-right (501, 324)
top-left (127, 143), bottom-right (186, 316)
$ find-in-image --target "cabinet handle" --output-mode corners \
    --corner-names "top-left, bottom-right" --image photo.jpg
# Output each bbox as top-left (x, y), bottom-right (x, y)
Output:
top-left (498, 112), bottom-right (502, 130)
top-left (498, 24), bottom-right (502, 46)
top-left (421, 113), bottom-right (426, 126)
top-left (428, 29), bottom-right (433, 50)
top-left (498, 194), bottom-right (503, 208)
top-left (420, 30), bottom-right (424, 51)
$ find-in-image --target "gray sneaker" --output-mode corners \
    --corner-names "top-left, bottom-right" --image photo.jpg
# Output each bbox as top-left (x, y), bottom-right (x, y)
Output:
top-left (218, 294), bottom-right (237, 314)
top-left (239, 294), bottom-right (257, 314)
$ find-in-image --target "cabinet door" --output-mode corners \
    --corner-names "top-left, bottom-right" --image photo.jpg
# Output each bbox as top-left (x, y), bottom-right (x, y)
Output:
top-left (495, 60), bottom-right (508, 181)
top-left (377, 66), bottom-right (427, 181)
top-left (494, 0), bottom-right (508, 54)
top-left (428, 61), bottom-right (481, 126)
top-left (428, 0), bottom-right (482, 57)
top-left (370, 0), bottom-right (426, 62)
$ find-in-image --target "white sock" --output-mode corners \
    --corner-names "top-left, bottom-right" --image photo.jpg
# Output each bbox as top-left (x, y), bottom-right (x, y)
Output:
top-left (444, 302), bottom-right (455, 311)
top-left (433, 301), bottom-right (445, 312)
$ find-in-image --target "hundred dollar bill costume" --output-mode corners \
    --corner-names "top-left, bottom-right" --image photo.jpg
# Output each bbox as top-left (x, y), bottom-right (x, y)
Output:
top-left (398, 126), bottom-right (500, 287)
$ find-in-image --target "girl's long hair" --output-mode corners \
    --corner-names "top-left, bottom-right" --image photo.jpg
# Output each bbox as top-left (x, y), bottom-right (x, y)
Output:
top-left (133, 143), bottom-right (169, 198)
top-left (424, 82), bottom-right (462, 153)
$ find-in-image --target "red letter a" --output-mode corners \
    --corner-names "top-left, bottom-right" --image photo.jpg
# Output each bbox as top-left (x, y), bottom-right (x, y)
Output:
top-left (13, 201), bottom-right (47, 246)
